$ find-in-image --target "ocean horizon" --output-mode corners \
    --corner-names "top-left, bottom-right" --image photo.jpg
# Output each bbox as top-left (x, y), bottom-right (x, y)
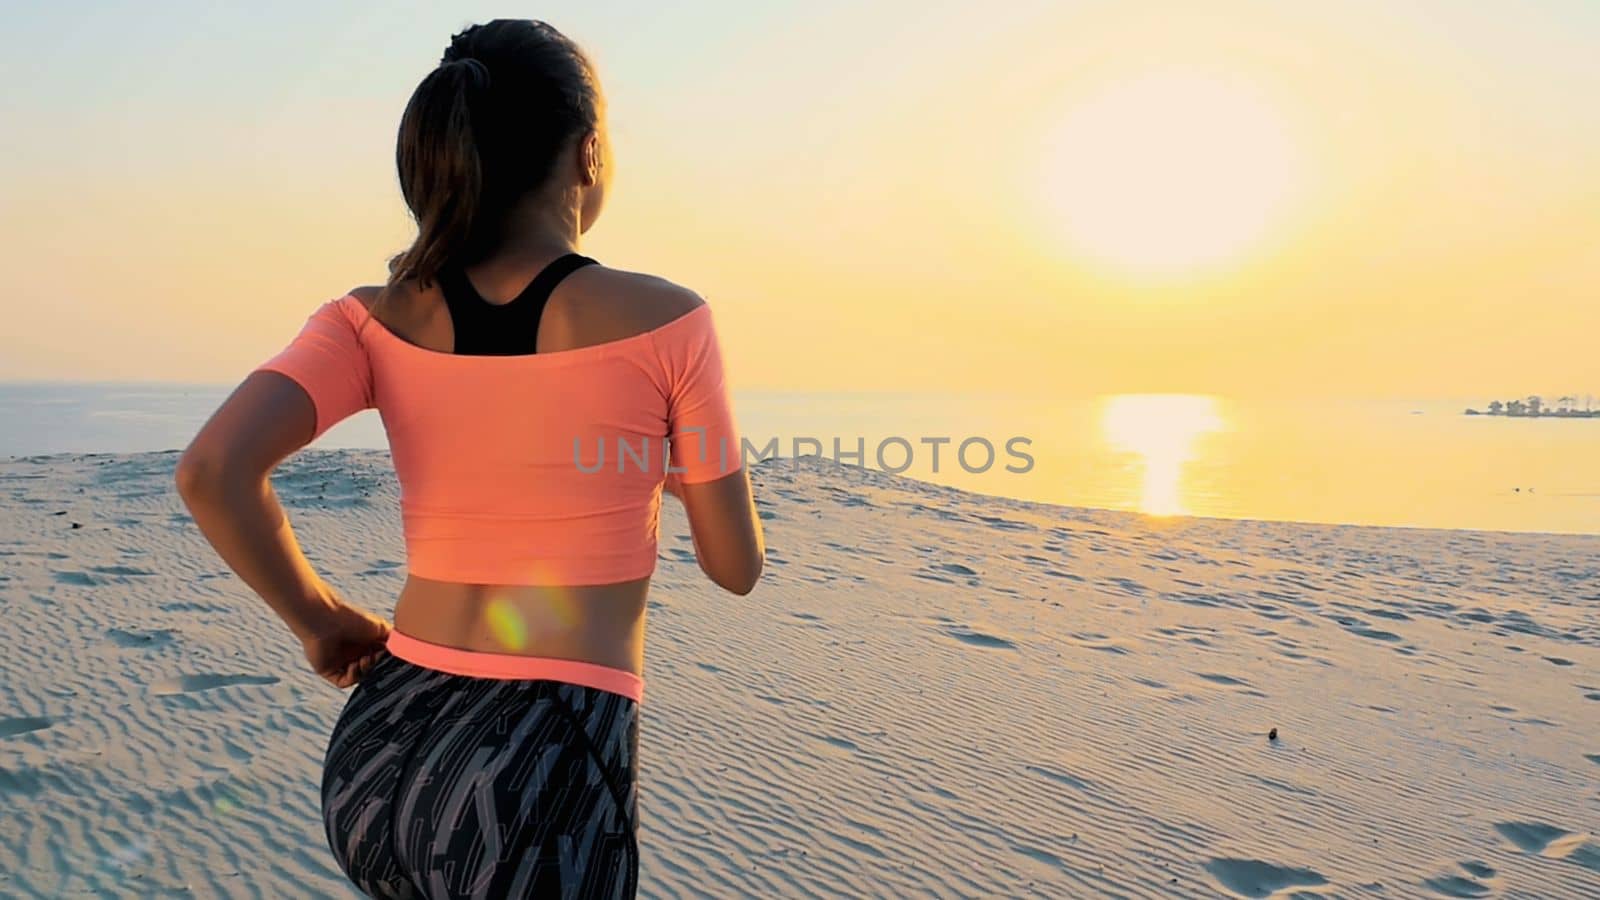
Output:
top-left (4, 380), bottom-right (1595, 536)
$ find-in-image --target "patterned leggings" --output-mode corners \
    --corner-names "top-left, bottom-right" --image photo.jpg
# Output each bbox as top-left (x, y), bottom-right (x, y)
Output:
top-left (321, 650), bottom-right (640, 899)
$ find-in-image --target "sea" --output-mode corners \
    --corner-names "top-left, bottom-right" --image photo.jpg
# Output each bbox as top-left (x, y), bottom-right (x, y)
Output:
top-left (2, 382), bottom-right (1595, 535)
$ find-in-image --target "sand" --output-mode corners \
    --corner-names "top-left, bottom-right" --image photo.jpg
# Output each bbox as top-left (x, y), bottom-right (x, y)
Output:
top-left (1, 449), bottom-right (1597, 898)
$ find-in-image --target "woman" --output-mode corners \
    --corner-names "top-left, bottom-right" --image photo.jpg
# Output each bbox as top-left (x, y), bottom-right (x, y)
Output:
top-left (176, 19), bottom-right (764, 900)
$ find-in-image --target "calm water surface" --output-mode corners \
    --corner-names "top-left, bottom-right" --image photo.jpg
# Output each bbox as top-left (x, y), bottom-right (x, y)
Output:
top-left (2, 383), bottom-right (1595, 534)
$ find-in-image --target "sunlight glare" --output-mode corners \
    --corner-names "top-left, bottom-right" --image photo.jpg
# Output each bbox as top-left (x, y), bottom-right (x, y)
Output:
top-left (1041, 70), bottom-right (1303, 276)
top-left (1100, 394), bottom-right (1222, 516)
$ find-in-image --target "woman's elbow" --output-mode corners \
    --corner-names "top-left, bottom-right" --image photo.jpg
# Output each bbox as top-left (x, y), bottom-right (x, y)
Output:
top-left (710, 553), bottom-right (764, 596)
top-left (174, 448), bottom-right (216, 505)
top-left (174, 444), bottom-right (254, 506)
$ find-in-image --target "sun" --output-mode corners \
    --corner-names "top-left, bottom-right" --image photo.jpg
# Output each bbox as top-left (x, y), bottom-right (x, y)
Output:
top-left (1040, 69), bottom-right (1303, 277)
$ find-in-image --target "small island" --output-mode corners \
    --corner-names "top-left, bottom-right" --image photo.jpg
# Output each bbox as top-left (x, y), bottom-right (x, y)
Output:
top-left (1464, 395), bottom-right (1600, 418)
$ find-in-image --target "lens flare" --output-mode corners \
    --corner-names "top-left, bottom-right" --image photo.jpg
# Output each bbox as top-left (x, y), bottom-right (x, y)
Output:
top-left (485, 597), bottom-right (528, 651)
top-left (210, 783), bottom-right (257, 817)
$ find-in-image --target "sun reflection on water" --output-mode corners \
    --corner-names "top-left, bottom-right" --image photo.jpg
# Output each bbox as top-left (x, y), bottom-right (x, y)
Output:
top-left (1099, 394), bottom-right (1223, 516)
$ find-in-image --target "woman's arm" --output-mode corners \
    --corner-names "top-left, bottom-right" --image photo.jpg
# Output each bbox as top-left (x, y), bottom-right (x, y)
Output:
top-left (665, 467), bottom-right (765, 594)
top-left (175, 370), bottom-right (363, 642)
top-left (680, 468), bottom-right (765, 595)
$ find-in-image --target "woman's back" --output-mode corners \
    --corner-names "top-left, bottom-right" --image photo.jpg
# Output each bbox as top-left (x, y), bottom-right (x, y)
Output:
top-left (290, 261), bottom-right (747, 675)
top-left (176, 19), bottom-right (763, 897)
top-left (264, 261), bottom-right (736, 584)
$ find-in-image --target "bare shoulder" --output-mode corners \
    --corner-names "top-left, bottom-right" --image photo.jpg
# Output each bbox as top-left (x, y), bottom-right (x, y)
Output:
top-left (571, 265), bottom-right (706, 323)
top-left (542, 264), bottom-right (707, 348)
top-left (347, 284), bottom-right (394, 311)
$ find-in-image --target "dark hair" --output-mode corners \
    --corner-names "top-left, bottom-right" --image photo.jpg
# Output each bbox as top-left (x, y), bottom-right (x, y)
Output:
top-left (380, 19), bottom-right (601, 301)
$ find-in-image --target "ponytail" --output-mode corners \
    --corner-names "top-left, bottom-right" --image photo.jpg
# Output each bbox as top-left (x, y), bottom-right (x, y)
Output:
top-left (374, 58), bottom-right (492, 315)
top-left (370, 21), bottom-right (601, 328)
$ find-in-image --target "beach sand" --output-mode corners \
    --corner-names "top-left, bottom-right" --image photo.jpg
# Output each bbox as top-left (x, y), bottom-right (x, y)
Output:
top-left (1, 450), bottom-right (1597, 898)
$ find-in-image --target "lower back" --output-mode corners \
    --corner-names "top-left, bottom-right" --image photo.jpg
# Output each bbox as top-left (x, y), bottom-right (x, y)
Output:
top-left (392, 575), bottom-right (650, 675)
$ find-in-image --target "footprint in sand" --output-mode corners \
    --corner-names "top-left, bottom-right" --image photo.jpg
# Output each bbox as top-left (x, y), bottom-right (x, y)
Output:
top-left (1567, 842), bottom-right (1600, 874)
top-left (1203, 858), bottom-right (1327, 898)
top-left (1422, 872), bottom-right (1491, 897)
top-left (150, 674), bottom-right (280, 696)
top-left (1457, 861), bottom-right (1495, 880)
top-left (0, 715), bottom-right (58, 739)
top-left (1493, 820), bottom-right (1578, 855)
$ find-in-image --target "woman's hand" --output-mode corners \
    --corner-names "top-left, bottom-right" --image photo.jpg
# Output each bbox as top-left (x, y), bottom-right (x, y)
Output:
top-left (299, 601), bottom-right (393, 689)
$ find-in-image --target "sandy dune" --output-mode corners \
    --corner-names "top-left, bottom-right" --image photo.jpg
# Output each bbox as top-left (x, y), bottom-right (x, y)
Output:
top-left (1, 450), bottom-right (1597, 898)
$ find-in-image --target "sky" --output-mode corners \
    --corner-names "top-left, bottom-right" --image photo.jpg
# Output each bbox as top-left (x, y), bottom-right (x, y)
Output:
top-left (1, 0), bottom-right (1596, 399)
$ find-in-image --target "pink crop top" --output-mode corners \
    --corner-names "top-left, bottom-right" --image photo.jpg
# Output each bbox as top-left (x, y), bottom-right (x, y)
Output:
top-left (254, 293), bottom-right (741, 586)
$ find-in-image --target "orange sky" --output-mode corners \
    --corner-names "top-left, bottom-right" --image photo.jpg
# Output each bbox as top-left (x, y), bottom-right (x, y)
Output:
top-left (2, 0), bottom-right (1596, 399)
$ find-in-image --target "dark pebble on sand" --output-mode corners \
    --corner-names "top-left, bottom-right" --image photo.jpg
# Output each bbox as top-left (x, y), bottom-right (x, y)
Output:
top-left (70, 522), bottom-right (82, 529)
top-left (1268, 727), bottom-right (1278, 741)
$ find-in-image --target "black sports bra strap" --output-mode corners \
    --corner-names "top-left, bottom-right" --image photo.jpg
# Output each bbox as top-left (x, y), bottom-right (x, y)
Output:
top-left (515, 253), bottom-right (599, 308)
top-left (440, 253), bottom-right (599, 356)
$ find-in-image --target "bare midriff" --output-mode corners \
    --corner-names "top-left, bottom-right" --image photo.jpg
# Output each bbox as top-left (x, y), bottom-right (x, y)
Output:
top-left (392, 575), bottom-right (650, 677)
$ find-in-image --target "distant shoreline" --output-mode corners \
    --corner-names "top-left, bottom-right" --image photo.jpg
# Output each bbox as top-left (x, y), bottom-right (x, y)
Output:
top-left (1463, 408), bottom-right (1600, 419)
top-left (1464, 395), bottom-right (1598, 418)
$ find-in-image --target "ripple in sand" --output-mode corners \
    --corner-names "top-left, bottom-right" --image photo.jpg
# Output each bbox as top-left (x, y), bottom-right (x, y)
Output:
top-left (941, 625), bottom-right (1015, 650)
top-left (150, 673), bottom-right (280, 696)
top-left (107, 627), bottom-right (177, 648)
top-left (51, 569), bottom-right (101, 586)
top-left (1422, 873), bottom-right (1491, 897)
top-left (1024, 764), bottom-right (1095, 791)
top-left (1195, 672), bottom-right (1251, 688)
top-left (90, 564), bottom-right (155, 577)
top-left (1068, 632), bottom-right (1132, 654)
top-left (0, 715), bottom-right (58, 739)
top-left (158, 600), bottom-right (228, 614)
top-left (1203, 858), bottom-right (1327, 898)
top-left (815, 734), bottom-right (860, 755)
